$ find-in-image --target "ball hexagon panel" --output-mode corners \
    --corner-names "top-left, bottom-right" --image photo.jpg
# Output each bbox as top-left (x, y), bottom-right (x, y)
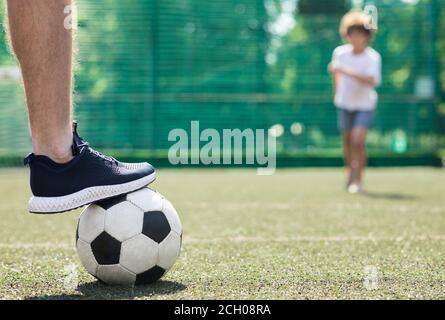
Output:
top-left (162, 199), bottom-right (182, 235)
top-left (78, 205), bottom-right (106, 243)
top-left (95, 194), bottom-right (127, 210)
top-left (90, 231), bottom-right (121, 265)
top-left (135, 265), bottom-right (166, 285)
top-left (76, 221), bottom-right (79, 242)
top-left (158, 231), bottom-right (181, 270)
top-left (96, 264), bottom-right (136, 286)
top-left (104, 201), bottom-right (144, 242)
top-left (126, 188), bottom-right (163, 212)
top-left (76, 239), bottom-right (98, 276)
top-left (142, 211), bottom-right (171, 243)
top-left (120, 234), bottom-right (159, 274)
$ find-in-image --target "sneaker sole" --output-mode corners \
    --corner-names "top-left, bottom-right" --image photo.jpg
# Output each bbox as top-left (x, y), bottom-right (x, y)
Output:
top-left (28, 172), bottom-right (156, 214)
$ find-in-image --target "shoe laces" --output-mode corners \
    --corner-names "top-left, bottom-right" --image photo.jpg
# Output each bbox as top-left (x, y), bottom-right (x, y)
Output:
top-left (90, 147), bottom-right (119, 165)
top-left (71, 121), bottom-right (118, 165)
top-left (73, 134), bottom-right (118, 166)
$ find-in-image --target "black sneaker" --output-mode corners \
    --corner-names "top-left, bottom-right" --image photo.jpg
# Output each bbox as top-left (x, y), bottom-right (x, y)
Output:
top-left (25, 122), bottom-right (156, 214)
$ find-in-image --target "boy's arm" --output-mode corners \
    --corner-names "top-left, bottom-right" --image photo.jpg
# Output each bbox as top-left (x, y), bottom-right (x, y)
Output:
top-left (338, 55), bottom-right (381, 87)
top-left (328, 49), bottom-right (341, 96)
top-left (331, 70), bottom-right (340, 96)
top-left (338, 69), bottom-right (376, 87)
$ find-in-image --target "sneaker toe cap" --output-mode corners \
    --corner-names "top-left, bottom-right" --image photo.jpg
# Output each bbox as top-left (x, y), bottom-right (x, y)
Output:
top-left (122, 162), bottom-right (155, 176)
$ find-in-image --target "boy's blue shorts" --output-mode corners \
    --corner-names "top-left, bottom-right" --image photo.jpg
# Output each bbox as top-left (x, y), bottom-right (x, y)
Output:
top-left (337, 109), bottom-right (374, 131)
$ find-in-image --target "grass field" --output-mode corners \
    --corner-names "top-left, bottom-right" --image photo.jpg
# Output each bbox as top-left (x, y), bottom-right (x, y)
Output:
top-left (0, 167), bottom-right (444, 300)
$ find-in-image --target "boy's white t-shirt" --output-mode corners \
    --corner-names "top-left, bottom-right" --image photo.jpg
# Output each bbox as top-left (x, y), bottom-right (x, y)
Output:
top-left (331, 44), bottom-right (381, 111)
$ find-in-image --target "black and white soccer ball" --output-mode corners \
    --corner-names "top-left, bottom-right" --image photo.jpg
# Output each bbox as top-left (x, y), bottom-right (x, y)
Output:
top-left (76, 188), bottom-right (182, 286)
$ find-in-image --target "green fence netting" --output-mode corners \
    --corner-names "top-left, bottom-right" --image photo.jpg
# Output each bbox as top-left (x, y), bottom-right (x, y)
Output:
top-left (0, 0), bottom-right (443, 164)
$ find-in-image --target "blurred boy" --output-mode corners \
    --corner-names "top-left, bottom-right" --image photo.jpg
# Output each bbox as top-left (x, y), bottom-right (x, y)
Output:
top-left (328, 10), bottom-right (381, 193)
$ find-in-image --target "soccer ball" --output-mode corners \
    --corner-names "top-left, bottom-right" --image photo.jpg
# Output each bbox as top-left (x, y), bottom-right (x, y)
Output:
top-left (76, 188), bottom-right (182, 286)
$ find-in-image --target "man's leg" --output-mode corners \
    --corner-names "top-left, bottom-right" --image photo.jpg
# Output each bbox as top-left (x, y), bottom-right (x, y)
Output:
top-left (7, 0), bottom-right (155, 214)
top-left (349, 127), bottom-right (367, 186)
top-left (7, 0), bottom-right (74, 163)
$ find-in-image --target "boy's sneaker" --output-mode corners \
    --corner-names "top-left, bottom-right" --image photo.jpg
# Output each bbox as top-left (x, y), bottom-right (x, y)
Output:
top-left (25, 122), bottom-right (156, 214)
top-left (347, 183), bottom-right (364, 194)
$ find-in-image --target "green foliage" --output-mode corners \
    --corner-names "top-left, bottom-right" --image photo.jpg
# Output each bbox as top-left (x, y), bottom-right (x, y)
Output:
top-left (438, 0), bottom-right (445, 99)
top-left (0, 4), bottom-right (14, 65)
top-left (298, 0), bottom-right (347, 15)
top-left (0, 0), bottom-right (442, 154)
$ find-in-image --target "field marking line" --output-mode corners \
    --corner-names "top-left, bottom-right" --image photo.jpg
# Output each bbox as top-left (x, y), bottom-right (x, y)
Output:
top-left (0, 235), bottom-right (444, 249)
top-left (0, 243), bottom-right (74, 249)
top-left (184, 235), bottom-right (445, 243)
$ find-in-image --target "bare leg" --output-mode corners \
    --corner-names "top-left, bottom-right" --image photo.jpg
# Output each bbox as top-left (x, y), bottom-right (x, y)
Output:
top-left (350, 127), bottom-right (368, 186)
top-left (342, 130), bottom-right (352, 186)
top-left (7, 0), bottom-right (74, 163)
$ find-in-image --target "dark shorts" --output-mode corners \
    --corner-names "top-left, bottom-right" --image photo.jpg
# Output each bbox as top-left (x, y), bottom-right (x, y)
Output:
top-left (337, 109), bottom-right (374, 131)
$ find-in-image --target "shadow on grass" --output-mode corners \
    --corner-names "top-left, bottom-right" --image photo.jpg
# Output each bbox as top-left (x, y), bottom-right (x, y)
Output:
top-left (361, 191), bottom-right (417, 201)
top-left (26, 280), bottom-right (187, 300)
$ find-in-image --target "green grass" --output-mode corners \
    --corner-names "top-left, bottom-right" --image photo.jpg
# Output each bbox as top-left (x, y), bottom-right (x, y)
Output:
top-left (0, 168), bottom-right (444, 300)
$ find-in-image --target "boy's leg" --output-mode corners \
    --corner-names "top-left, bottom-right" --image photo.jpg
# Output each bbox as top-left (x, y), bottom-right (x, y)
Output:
top-left (338, 109), bottom-right (354, 186)
top-left (342, 130), bottom-right (353, 185)
top-left (7, 0), bottom-right (74, 163)
top-left (349, 127), bottom-right (367, 186)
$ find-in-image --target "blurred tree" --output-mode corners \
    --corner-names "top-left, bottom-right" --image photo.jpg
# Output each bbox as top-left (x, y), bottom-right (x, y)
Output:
top-left (0, 0), bottom-right (442, 151)
top-left (298, 0), bottom-right (346, 15)
top-left (0, 5), bottom-right (14, 65)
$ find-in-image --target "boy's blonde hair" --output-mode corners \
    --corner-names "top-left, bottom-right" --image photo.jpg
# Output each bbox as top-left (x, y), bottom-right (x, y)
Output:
top-left (339, 10), bottom-right (374, 39)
